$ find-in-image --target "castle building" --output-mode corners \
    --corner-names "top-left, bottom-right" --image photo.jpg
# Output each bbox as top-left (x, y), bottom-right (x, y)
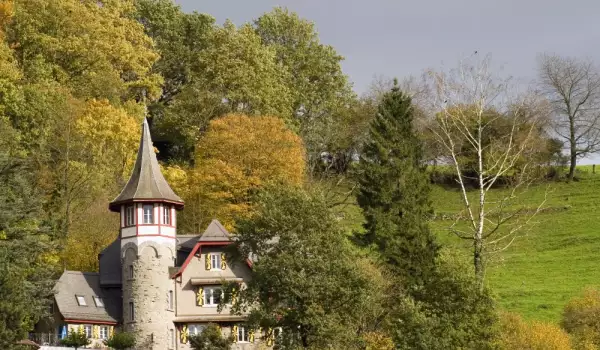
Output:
top-left (35, 119), bottom-right (264, 349)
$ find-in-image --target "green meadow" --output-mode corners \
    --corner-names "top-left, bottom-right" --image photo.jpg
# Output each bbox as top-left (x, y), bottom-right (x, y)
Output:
top-left (338, 165), bottom-right (600, 322)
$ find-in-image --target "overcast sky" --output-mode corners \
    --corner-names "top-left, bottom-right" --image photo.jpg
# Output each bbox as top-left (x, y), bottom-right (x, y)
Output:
top-left (175, 0), bottom-right (599, 95)
top-left (175, 0), bottom-right (600, 163)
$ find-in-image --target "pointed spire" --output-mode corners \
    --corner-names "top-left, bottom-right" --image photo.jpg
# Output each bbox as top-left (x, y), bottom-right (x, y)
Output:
top-left (109, 118), bottom-right (184, 211)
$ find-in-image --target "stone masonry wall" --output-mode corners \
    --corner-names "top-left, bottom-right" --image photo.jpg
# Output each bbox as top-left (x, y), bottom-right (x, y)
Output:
top-left (122, 241), bottom-right (176, 350)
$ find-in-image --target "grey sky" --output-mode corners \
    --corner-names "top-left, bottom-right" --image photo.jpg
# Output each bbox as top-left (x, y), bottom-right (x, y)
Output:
top-left (175, 0), bottom-right (599, 95)
top-left (175, 0), bottom-right (600, 163)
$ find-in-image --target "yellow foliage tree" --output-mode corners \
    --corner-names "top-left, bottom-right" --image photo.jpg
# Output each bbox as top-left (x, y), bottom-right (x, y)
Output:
top-left (59, 99), bottom-right (141, 271)
top-left (167, 114), bottom-right (305, 232)
top-left (8, 0), bottom-right (162, 101)
top-left (499, 312), bottom-right (572, 350)
top-left (562, 288), bottom-right (600, 349)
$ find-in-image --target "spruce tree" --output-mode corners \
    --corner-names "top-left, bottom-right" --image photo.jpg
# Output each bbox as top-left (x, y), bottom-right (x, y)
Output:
top-left (356, 80), bottom-right (438, 288)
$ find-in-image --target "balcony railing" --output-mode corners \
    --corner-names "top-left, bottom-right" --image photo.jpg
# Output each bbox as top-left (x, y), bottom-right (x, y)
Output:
top-left (29, 333), bottom-right (61, 346)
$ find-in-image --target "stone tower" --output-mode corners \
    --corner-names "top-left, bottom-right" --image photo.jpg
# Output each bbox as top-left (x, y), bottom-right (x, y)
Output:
top-left (109, 118), bottom-right (184, 350)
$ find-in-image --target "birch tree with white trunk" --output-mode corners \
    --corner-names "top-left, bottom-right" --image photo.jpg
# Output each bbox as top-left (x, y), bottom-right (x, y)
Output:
top-left (426, 54), bottom-right (548, 286)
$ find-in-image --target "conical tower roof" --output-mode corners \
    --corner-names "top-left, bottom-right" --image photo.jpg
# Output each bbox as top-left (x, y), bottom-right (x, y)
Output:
top-left (109, 118), bottom-right (184, 212)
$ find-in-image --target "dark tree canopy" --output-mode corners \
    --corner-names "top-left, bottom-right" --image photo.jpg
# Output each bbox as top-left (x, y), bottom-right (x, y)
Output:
top-left (226, 186), bottom-right (379, 349)
top-left (356, 81), bottom-right (439, 288)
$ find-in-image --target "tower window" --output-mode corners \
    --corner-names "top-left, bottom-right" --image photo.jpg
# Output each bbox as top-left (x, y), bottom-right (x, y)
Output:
top-left (129, 301), bottom-right (135, 321)
top-left (168, 290), bottom-right (174, 310)
top-left (125, 205), bottom-right (135, 226)
top-left (143, 204), bottom-right (154, 224)
top-left (128, 265), bottom-right (134, 280)
top-left (163, 206), bottom-right (171, 225)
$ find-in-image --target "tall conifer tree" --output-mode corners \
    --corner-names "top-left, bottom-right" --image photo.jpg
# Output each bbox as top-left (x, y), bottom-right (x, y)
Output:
top-left (356, 80), bottom-right (438, 287)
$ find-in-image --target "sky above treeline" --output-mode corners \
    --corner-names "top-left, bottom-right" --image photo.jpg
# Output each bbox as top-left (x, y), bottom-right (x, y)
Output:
top-left (175, 0), bottom-right (600, 95)
top-left (175, 0), bottom-right (600, 164)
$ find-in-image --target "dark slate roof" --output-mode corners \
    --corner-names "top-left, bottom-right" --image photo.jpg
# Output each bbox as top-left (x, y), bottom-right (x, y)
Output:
top-left (109, 118), bottom-right (183, 211)
top-left (98, 239), bottom-right (121, 286)
top-left (198, 220), bottom-right (231, 242)
top-left (177, 234), bottom-right (200, 251)
top-left (55, 271), bottom-right (121, 323)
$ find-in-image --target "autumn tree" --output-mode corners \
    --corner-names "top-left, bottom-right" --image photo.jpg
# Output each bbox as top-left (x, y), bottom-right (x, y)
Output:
top-left (562, 288), bottom-right (600, 348)
top-left (166, 114), bottom-right (305, 232)
top-left (426, 54), bottom-right (548, 285)
top-left (8, 0), bottom-right (162, 102)
top-left (499, 313), bottom-right (572, 350)
top-left (538, 53), bottom-right (600, 181)
top-left (2, 0), bottom-right (153, 262)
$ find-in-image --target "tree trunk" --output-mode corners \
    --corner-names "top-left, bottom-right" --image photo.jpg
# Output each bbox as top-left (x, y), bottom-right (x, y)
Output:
top-left (568, 113), bottom-right (577, 181)
top-left (474, 238), bottom-right (484, 288)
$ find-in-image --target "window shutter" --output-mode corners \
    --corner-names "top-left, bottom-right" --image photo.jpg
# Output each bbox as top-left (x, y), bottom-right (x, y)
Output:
top-left (266, 328), bottom-right (274, 346)
top-left (221, 252), bottom-right (227, 270)
top-left (232, 325), bottom-right (238, 343)
top-left (92, 325), bottom-right (99, 339)
top-left (249, 329), bottom-right (255, 343)
top-left (78, 325), bottom-right (84, 334)
top-left (180, 324), bottom-right (188, 344)
top-left (231, 287), bottom-right (237, 306)
top-left (196, 287), bottom-right (204, 306)
top-left (205, 253), bottom-right (211, 270)
top-left (109, 326), bottom-right (114, 338)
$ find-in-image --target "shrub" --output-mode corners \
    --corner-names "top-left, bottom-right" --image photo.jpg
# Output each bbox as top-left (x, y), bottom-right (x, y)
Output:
top-left (392, 250), bottom-right (499, 350)
top-left (60, 329), bottom-right (90, 349)
top-left (500, 312), bottom-right (572, 350)
top-left (103, 331), bottom-right (136, 350)
top-left (562, 288), bottom-right (600, 348)
top-left (189, 323), bottom-right (232, 350)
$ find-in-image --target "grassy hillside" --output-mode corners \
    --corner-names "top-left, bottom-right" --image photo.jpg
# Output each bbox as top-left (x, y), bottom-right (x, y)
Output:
top-left (336, 165), bottom-right (600, 322)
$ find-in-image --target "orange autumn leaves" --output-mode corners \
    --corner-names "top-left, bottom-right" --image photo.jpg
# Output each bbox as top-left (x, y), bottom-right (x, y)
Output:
top-left (165, 114), bottom-right (306, 232)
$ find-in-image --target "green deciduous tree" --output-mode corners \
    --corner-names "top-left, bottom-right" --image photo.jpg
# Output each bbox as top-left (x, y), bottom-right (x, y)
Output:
top-left (356, 81), bottom-right (438, 288)
top-left (226, 186), bottom-right (380, 349)
top-left (189, 323), bottom-right (232, 350)
top-left (0, 119), bottom-right (56, 349)
top-left (254, 7), bottom-right (355, 173)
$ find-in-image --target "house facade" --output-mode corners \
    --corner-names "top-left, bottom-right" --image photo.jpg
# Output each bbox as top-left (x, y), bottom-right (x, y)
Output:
top-left (35, 119), bottom-right (267, 350)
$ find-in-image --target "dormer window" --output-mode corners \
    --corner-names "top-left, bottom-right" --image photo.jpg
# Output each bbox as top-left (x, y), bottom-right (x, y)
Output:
top-left (76, 295), bottom-right (87, 306)
top-left (163, 206), bottom-right (171, 225)
top-left (211, 254), bottom-right (221, 270)
top-left (93, 296), bottom-right (104, 307)
top-left (125, 205), bottom-right (135, 226)
top-left (143, 204), bottom-right (154, 224)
